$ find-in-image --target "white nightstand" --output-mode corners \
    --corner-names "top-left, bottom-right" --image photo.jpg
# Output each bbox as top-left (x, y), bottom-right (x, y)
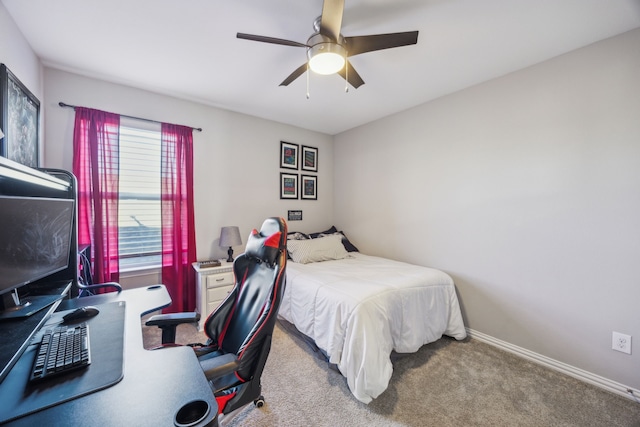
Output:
top-left (192, 261), bottom-right (234, 330)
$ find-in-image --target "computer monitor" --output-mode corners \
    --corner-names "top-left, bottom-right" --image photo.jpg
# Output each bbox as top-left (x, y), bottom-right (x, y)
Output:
top-left (0, 157), bottom-right (76, 319)
top-left (0, 195), bottom-right (74, 318)
top-left (0, 157), bottom-right (77, 384)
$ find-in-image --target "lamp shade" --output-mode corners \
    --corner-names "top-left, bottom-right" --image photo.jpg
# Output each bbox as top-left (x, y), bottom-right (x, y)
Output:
top-left (307, 42), bottom-right (346, 75)
top-left (219, 226), bottom-right (242, 248)
top-left (0, 127), bottom-right (4, 140)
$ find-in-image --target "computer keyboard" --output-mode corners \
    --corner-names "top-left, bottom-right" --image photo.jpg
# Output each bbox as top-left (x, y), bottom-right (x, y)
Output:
top-left (29, 323), bottom-right (91, 382)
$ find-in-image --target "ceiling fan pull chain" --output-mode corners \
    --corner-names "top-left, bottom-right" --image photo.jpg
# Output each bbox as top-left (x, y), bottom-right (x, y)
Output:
top-left (306, 63), bottom-right (310, 99)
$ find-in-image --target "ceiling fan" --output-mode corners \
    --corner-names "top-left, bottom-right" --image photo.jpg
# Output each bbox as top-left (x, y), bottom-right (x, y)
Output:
top-left (237, 0), bottom-right (419, 89)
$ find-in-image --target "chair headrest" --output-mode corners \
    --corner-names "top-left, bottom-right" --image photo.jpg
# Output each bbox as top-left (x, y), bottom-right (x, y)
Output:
top-left (245, 228), bottom-right (282, 266)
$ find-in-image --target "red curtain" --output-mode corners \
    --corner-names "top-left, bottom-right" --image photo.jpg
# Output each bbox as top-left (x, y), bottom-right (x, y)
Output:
top-left (72, 107), bottom-right (121, 284)
top-left (161, 123), bottom-right (197, 312)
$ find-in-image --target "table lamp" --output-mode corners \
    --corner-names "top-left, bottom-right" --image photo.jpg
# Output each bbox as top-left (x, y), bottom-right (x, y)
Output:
top-left (219, 226), bottom-right (242, 262)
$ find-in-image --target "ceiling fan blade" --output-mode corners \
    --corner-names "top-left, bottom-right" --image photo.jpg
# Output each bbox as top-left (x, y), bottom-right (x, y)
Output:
top-left (345, 31), bottom-right (419, 56)
top-left (279, 63), bottom-right (308, 86)
top-left (337, 60), bottom-right (365, 89)
top-left (237, 33), bottom-right (308, 48)
top-left (320, 0), bottom-right (344, 40)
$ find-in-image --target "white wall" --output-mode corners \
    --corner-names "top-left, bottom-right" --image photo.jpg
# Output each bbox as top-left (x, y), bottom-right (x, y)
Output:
top-left (0, 4), bottom-right (42, 152)
top-left (43, 68), bottom-right (333, 288)
top-left (334, 28), bottom-right (640, 392)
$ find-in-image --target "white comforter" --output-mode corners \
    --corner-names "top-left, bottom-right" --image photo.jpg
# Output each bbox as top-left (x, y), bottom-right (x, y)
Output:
top-left (279, 253), bottom-right (467, 404)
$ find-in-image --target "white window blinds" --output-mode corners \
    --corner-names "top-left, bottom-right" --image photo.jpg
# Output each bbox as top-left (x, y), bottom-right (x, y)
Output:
top-left (118, 123), bottom-right (162, 269)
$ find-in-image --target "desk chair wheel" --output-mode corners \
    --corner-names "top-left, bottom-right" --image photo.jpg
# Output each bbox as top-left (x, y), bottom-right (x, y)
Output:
top-left (254, 396), bottom-right (265, 408)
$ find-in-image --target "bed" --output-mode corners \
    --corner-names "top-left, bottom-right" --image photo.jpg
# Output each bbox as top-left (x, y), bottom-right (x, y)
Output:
top-left (278, 228), bottom-right (467, 404)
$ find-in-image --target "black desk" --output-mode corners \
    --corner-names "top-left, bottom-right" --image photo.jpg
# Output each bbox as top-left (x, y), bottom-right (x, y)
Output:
top-left (0, 285), bottom-right (217, 427)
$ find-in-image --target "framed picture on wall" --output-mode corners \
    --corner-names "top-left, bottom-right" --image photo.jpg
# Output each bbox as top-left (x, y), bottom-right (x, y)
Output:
top-left (301, 175), bottom-right (317, 200)
top-left (280, 172), bottom-right (298, 199)
top-left (0, 64), bottom-right (40, 168)
top-left (301, 145), bottom-right (318, 172)
top-left (280, 141), bottom-right (299, 170)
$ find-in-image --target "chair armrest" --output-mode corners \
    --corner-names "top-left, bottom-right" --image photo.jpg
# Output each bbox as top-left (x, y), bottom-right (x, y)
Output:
top-left (78, 281), bottom-right (122, 296)
top-left (96, 282), bottom-right (122, 292)
top-left (199, 353), bottom-right (239, 382)
top-left (145, 312), bottom-right (201, 344)
top-left (145, 311), bottom-right (201, 327)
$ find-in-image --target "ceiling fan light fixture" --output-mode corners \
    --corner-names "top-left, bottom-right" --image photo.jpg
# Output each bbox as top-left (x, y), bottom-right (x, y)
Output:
top-left (307, 42), bottom-right (346, 75)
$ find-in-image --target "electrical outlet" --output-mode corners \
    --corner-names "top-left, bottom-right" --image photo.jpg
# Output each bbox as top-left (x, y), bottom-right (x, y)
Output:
top-left (612, 332), bottom-right (632, 355)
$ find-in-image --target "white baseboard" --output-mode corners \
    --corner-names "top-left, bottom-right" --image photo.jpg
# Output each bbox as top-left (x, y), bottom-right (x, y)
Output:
top-left (466, 328), bottom-right (639, 403)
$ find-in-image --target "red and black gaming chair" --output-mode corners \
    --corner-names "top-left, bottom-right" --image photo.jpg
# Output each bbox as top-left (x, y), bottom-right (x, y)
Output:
top-left (146, 217), bottom-right (287, 423)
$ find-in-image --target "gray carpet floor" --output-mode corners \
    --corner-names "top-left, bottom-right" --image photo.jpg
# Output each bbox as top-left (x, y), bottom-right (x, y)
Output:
top-left (142, 319), bottom-right (640, 427)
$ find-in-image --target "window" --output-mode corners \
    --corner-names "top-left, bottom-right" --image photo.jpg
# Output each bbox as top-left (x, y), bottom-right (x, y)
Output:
top-left (73, 107), bottom-right (196, 310)
top-left (118, 122), bottom-right (162, 269)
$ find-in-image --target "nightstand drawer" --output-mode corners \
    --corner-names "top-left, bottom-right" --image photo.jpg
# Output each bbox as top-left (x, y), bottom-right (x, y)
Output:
top-left (207, 284), bottom-right (233, 302)
top-left (205, 272), bottom-right (234, 288)
top-left (193, 261), bottom-right (234, 331)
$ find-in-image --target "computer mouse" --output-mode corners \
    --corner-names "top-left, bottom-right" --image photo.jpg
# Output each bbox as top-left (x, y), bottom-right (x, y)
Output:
top-left (63, 306), bottom-right (100, 322)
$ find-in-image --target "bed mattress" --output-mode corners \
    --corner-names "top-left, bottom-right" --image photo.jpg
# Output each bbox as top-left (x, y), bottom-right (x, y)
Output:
top-left (279, 252), bottom-right (467, 403)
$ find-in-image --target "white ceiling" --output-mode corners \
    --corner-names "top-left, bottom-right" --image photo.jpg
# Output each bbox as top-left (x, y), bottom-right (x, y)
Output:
top-left (3, 0), bottom-right (640, 135)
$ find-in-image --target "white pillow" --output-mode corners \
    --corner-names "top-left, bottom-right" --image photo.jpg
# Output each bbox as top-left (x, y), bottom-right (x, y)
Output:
top-left (287, 234), bottom-right (348, 264)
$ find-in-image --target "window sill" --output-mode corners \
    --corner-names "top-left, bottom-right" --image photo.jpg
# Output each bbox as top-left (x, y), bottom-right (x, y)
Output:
top-left (119, 254), bottom-right (161, 274)
top-left (119, 263), bottom-right (161, 276)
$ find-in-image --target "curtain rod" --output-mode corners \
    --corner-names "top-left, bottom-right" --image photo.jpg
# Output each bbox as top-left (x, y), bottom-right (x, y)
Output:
top-left (58, 102), bottom-right (203, 132)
